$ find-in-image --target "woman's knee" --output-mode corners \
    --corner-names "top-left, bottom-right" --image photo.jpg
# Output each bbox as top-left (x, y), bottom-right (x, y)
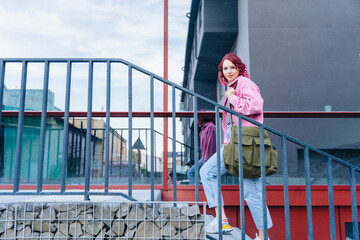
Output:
top-left (199, 166), bottom-right (206, 179)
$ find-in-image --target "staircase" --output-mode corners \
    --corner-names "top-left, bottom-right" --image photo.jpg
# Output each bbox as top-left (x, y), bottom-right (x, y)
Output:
top-left (0, 58), bottom-right (359, 240)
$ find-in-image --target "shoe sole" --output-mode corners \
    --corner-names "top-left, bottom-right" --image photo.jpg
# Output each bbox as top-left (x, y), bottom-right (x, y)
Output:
top-left (222, 228), bottom-right (233, 234)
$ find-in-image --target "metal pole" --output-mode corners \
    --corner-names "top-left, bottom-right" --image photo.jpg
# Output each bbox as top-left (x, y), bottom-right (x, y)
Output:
top-left (61, 60), bottom-right (72, 193)
top-left (193, 97), bottom-right (199, 202)
top-left (260, 126), bottom-right (268, 240)
top-left (0, 60), bottom-right (5, 124)
top-left (37, 60), bottom-right (50, 193)
top-left (13, 60), bottom-right (28, 193)
top-left (327, 157), bottom-right (336, 240)
top-left (138, 129), bottom-right (141, 178)
top-left (349, 168), bottom-right (359, 240)
top-left (172, 85), bottom-right (177, 201)
top-left (237, 116), bottom-right (245, 240)
top-left (84, 60), bottom-right (94, 201)
top-left (282, 136), bottom-right (291, 240)
top-left (104, 60), bottom-right (111, 192)
top-left (128, 65), bottom-right (133, 198)
top-left (163, 0), bottom-right (169, 191)
top-left (215, 106), bottom-right (222, 240)
top-left (304, 146), bottom-right (313, 240)
top-left (150, 75), bottom-right (155, 201)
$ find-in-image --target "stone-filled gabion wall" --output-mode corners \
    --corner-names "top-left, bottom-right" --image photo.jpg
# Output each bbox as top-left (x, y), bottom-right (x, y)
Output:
top-left (0, 201), bottom-right (205, 239)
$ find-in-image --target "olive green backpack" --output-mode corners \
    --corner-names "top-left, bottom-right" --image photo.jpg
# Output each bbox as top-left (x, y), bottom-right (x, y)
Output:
top-left (223, 123), bottom-right (278, 178)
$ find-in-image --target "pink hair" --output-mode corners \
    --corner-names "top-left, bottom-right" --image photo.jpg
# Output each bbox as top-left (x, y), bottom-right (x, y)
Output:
top-left (218, 53), bottom-right (249, 85)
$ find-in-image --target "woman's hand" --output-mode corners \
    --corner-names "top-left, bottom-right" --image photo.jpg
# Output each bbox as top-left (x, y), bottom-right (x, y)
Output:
top-left (226, 87), bottom-right (236, 98)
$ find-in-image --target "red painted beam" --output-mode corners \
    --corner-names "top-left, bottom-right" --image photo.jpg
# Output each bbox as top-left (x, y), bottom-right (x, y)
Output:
top-left (2, 111), bottom-right (360, 118)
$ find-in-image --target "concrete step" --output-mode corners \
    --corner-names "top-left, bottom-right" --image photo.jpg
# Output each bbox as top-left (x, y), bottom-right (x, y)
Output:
top-left (204, 214), bottom-right (253, 240)
top-left (206, 228), bottom-right (253, 240)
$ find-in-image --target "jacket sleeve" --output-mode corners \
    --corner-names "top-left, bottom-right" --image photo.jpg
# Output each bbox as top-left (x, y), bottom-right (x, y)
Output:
top-left (202, 124), bottom-right (217, 161)
top-left (228, 81), bottom-right (263, 116)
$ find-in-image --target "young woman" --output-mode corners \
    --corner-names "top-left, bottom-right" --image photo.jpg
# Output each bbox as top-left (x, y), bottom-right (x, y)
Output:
top-left (199, 53), bottom-right (273, 240)
top-left (187, 112), bottom-right (216, 185)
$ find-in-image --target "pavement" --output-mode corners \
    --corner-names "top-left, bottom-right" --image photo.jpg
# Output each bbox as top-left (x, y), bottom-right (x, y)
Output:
top-left (0, 189), bottom-right (162, 203)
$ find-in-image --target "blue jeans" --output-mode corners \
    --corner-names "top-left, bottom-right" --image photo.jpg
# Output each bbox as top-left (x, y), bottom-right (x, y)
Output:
top-left (187, 158), bottom-right (205, 185)
top-left (199, 125), bottom-right (273, 230)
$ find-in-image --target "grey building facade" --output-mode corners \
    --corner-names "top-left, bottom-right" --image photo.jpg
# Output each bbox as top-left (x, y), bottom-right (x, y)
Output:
top-left (181, 0), bottom-right (360, 183)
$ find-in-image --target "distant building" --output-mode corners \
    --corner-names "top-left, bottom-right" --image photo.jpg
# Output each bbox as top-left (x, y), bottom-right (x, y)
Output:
top-left (3, 86), bottom-right (61, 111)
top-left (0, 86), bottom-right (128, 182)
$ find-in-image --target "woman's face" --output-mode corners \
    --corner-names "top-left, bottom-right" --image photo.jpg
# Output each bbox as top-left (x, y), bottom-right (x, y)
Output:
top-left (222, 59), bottom-right (240, 84)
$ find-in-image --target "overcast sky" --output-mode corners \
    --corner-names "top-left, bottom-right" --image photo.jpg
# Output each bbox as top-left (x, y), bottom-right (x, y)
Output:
top-left (0, 0), bottom-right (190, 83)
top-left (0, 0), bottom-right (192, 151)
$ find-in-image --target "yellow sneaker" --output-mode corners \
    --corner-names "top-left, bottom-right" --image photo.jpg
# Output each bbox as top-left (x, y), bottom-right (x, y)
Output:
top-left (222, 218), bottom-right (233, 233)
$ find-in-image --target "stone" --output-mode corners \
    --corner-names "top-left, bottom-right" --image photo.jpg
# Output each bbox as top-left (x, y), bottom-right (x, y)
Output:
top-left (16, 226), bottom-right (32, 238)
top-left (0, 210), bottom-right (14, 233)
top-left (116, 203), bottom-right (131, 218)
top-left (134, 221), bottom-right (162, 240)
top-left (32, 232), bottom-right (41, 240)
top-left (80, 232), bottom-right (94, 238)
top-left (161, 221), bottom-right (177, 237)
top-left (160, 206), bottom-right (180, 217)
top-left (58, 209), bottom-right (78, 221)
top-left (105, 229), bottom-right (118, 237)
top-left (146, 207), bottom-right (160, 220)
top-left (39, 206), bottom-right (57, 221)
top-left (180, 223), bottom-right (204, 239)
top-left (32, 220), bottom-right (57, 233)
top-left (0, 205), bottom-right (7, 211)
top-left (17, 211), bottom-right (39, 226)
top-left (94, 204), bottom-right (115, 227)
top-left (111, 219), bottom-right (125, 236)
top-left (54, 230), bottom-right (68, 239)
top-left (18, 203), bottom-right (42, 214)
top-left (190, 213), bottom-right (205, 224)
top-left (1, 228), bottom-right (15, 238)
top-left (171, 215), bottom-right (193, 230)
top-left (181, 204), bottom-right (200, 217)
top-left (39, 231), bottom-right (54, 240)
top-left (77, 213), bottom-right (94, 223)
top-left (69, 222), bottom-right (83, 237)
top-left (125, 205), bottom-right (145, 229)
top-left (83, 220), bottom-right (104, 235)
top-left (57, 222), bottom-right (69, 236)
top-left (124, 226), bottom-right (136, 239)
top-left (154, 213), bottom-right (170, 228)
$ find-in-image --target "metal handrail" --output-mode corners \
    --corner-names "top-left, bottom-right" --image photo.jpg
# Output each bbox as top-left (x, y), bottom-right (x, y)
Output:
top-left (0, 58), bottom-right (359, 240)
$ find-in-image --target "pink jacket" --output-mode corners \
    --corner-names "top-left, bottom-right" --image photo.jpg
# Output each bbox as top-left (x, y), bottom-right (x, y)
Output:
top-left (222, 76), bottom-right (264, 145)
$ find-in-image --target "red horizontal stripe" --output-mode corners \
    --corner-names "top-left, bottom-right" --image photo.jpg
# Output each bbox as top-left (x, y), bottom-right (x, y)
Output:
top-left (2, 111), bottom-right (360, 118)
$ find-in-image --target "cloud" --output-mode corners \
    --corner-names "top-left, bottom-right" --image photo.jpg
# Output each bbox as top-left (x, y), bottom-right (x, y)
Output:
top-left (0, 0), bottom-right (191, 144)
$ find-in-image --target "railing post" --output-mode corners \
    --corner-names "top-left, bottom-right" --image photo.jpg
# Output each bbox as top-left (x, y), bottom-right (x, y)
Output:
top-left (0, 60), bottom-right (5, 126)
top-left (193, 97), bottom-right (199, 202)
top-left (61, 60), bottom-right (72, 193)
top-left (215, 106), bottom-right (222, 240)
top-left (172, 85), bottom-right (177, 202)
top-left (150, 75), bottom-right (155, 201)
top-left (349, 168), bottom-right (359, 240)
top-left (304, 146), bottom-right (314, 240)
top-left (104, 60), bottom-right (111, 193)
top-left (260, 125), bottom-right (268, 240)
top-left (128, 65), bottom-right (133, 198)
top-left (84, 60), bottom-right (94, 201)
top-left (237, 115), bottom-right (245, 240)
top-left (13, 60), bottom-right (28, 193)
top-left (327, 157), bottom-right (336, 240)
top-left (282, 136), bottom-right (291, 240)
top-left (37, 60), bottom-right (50, 193)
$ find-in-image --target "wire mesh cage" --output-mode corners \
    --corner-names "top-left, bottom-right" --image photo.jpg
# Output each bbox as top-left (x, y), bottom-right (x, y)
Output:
top-left (0, 201), bottom-right (206, 239)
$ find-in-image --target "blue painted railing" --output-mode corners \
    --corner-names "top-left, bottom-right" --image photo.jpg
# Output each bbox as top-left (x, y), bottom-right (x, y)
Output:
top-left (0, 58), bottom-right (359, 240)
